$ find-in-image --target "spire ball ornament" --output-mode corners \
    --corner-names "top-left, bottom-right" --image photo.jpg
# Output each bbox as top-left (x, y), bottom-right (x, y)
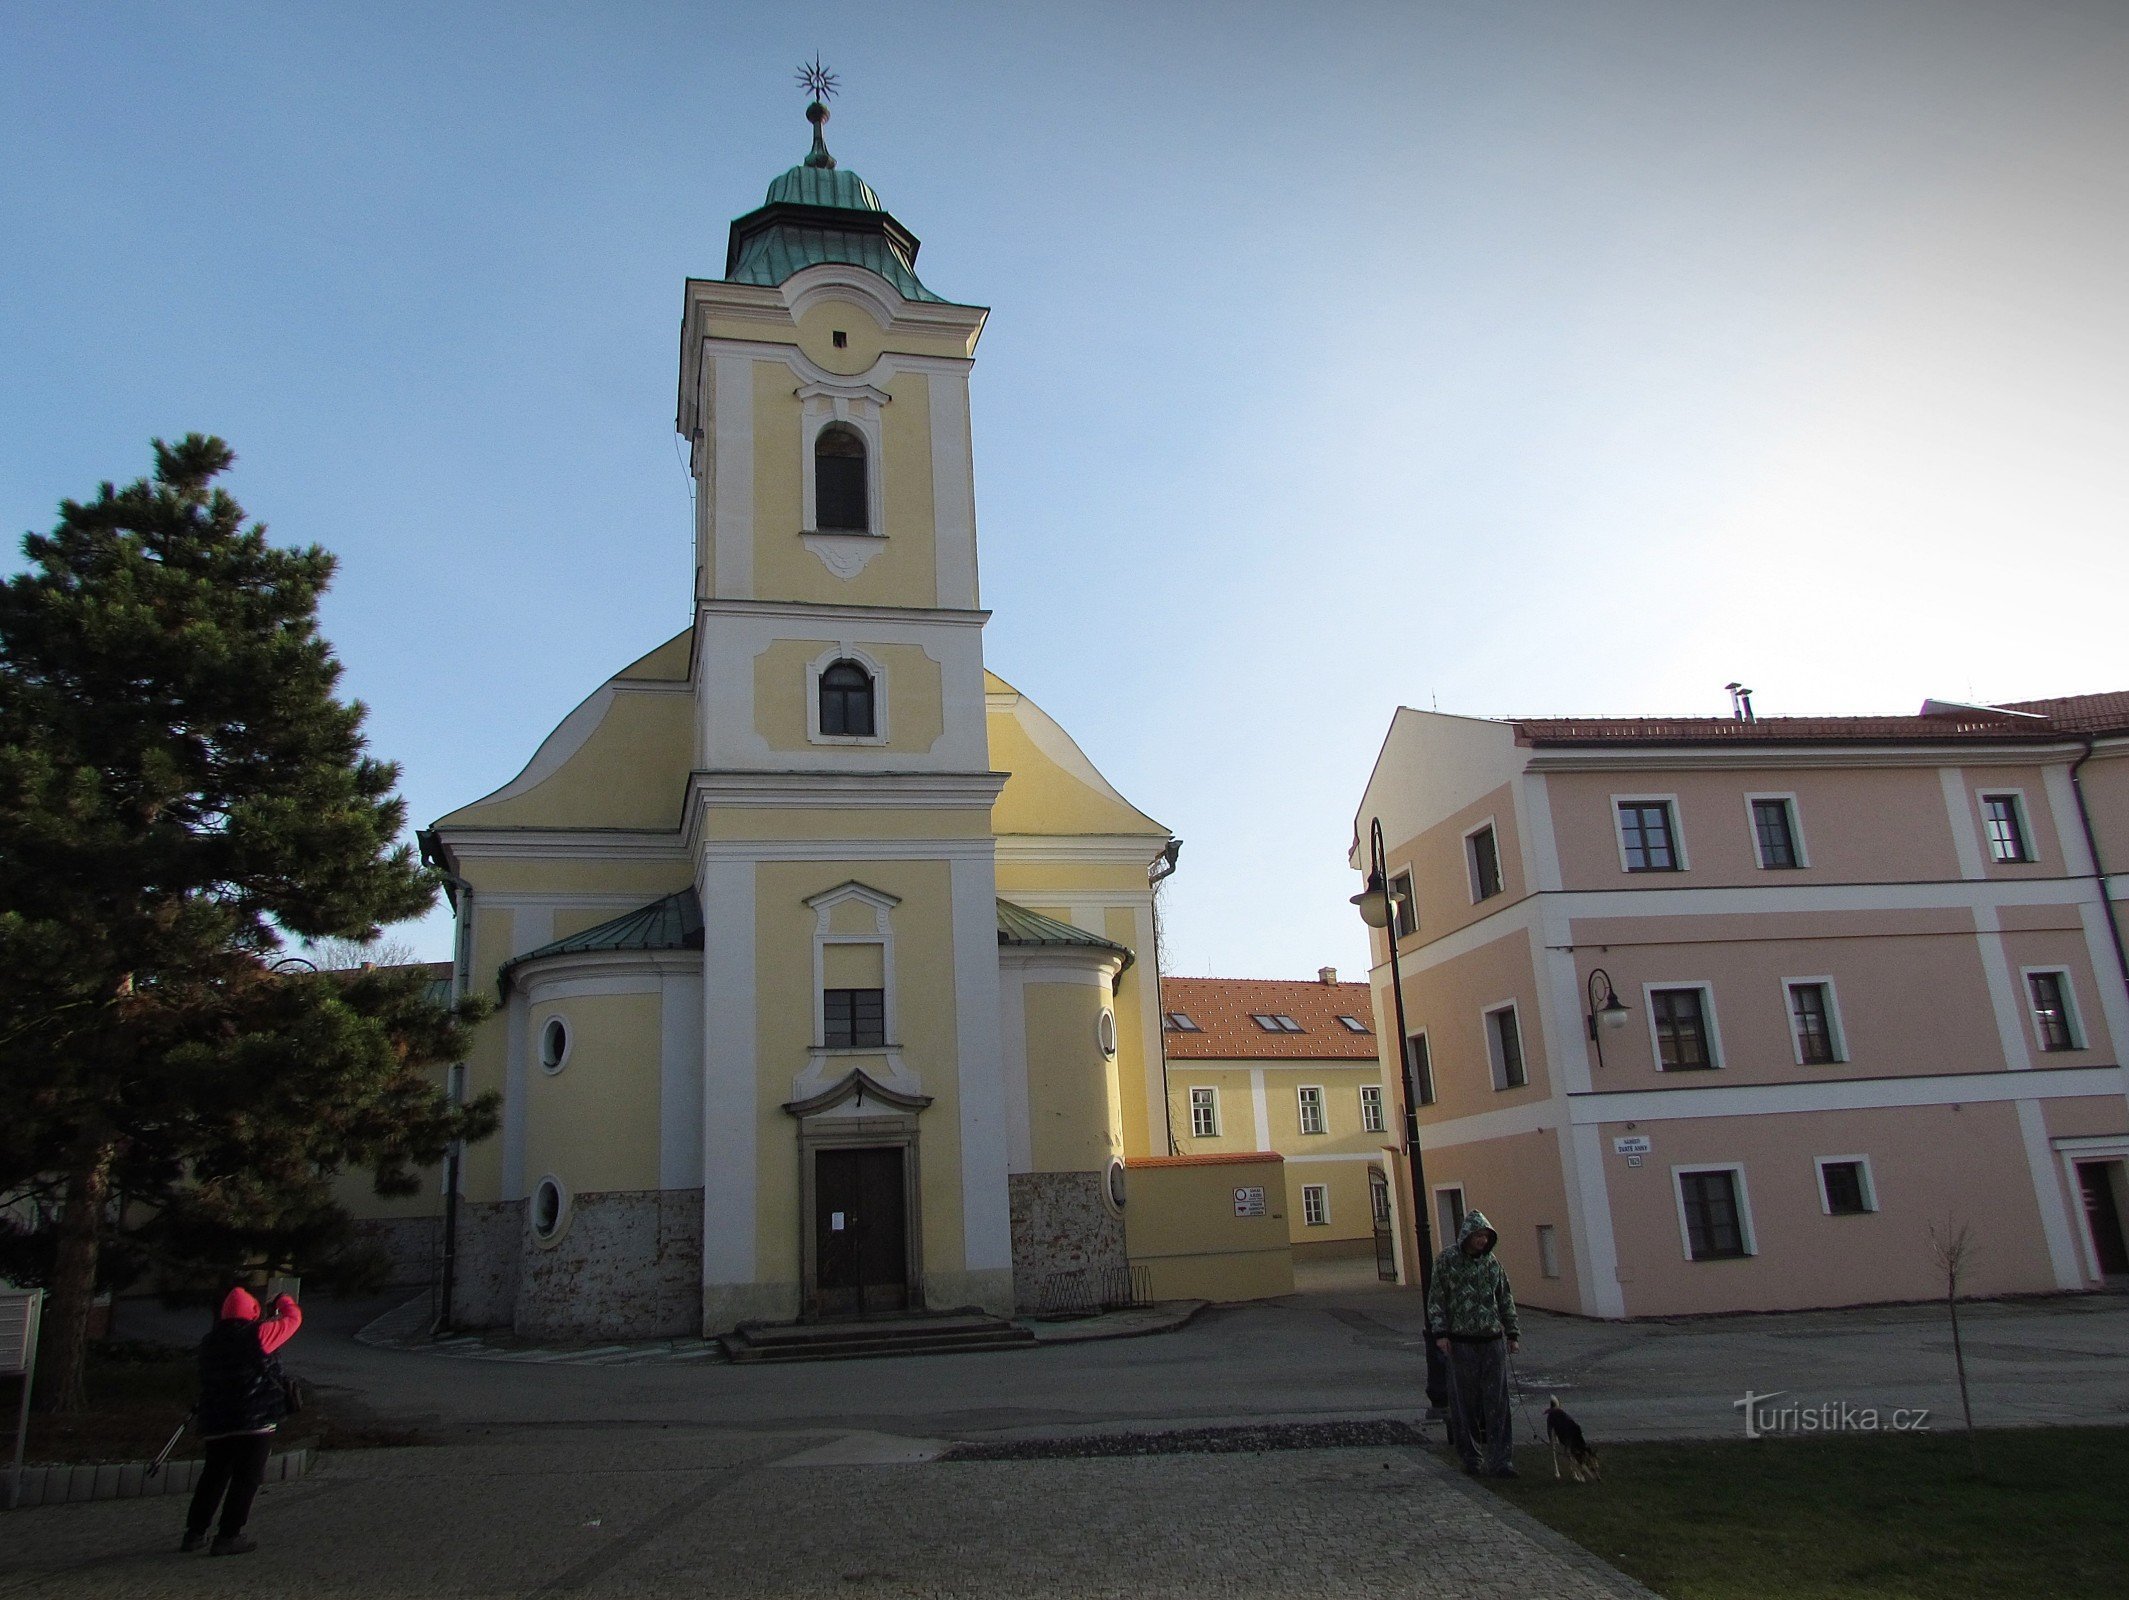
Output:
top-left (796, 56), bottom-right (840, 169)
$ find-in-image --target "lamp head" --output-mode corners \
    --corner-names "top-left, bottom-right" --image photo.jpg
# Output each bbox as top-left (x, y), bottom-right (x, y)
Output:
top-left (1598, 993), bottom-right (1631, 1031)
top-left (1350, 871), bottom-right (1392, 929)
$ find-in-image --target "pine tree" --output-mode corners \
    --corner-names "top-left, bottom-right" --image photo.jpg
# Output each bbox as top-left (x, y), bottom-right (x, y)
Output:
top-left (0, 436), bottom-right (495, 1412)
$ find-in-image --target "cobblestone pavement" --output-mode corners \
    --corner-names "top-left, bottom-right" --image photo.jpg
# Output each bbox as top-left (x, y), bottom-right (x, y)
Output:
top-left (0, 1426), bottom-right (1652, 1599)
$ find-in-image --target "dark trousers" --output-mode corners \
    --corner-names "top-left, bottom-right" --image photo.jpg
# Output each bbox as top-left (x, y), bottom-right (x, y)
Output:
top-left (1445, 1337), bottom-right (1512, 1474)
top-left (187, 1433), bottom-right (273, 1538)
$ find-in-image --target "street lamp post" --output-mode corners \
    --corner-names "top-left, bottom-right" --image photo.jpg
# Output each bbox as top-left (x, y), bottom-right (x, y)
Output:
top-left (1352, 816), bottom-right (1447, 1409)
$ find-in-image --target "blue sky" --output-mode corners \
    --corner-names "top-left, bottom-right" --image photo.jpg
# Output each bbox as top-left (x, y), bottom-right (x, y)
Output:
top-left (5, 1), bottom-right (2125, 980)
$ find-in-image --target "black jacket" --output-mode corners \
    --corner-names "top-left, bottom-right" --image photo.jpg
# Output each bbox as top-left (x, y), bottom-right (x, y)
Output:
top-left (196, 1318), bottom-right (289, 1436)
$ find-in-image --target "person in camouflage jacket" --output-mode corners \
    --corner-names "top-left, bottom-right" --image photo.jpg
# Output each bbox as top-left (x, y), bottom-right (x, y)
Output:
top-left (1426, 1208), bottom-right (1521, 1476)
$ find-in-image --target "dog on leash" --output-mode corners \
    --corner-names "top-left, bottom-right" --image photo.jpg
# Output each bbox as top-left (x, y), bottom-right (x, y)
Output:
top-left (1544, 1396), bottom-right (1600, 1481)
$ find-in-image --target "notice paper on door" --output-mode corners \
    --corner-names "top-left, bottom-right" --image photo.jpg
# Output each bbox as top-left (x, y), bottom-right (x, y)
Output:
top-left (831, 1212), bottom-right (846, 1231)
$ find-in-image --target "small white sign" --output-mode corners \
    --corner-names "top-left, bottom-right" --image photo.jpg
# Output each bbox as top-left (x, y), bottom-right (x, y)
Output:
top-left (1614, 1135), bottom-right (1652, 1157)
top-left (0, 1293), bottom-right (38, 1376)
top-left (1627, 1154), bottom-right (1645, 1169)
top-left (1233, 1186), bottom-right (1266, 1218)
top-left (830, 1212), bottom-right (846, 1232)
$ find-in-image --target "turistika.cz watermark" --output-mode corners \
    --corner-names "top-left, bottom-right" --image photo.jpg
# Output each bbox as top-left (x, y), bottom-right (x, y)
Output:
top-left (1733, 1391), bottom-right (1931, 1439)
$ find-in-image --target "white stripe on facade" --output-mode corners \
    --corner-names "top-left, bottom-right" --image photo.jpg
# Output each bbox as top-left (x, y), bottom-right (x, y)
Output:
top-left (2015, 1098), bottom-right (2083, 1289)
top-left (1250, 1070), bottom-right (1271, 1150)
top-left (699, 856), bottom-right (758, 1286)
top-left (711, 354), bottom-right (754, 599)
top-left (929, 372), bottom-right (978, 611)
top-left (1565, 1123), bottom-right (1627, 1318)
top-left (1554, 1064), bottom-right (2122, 1124)
top-left (1939, 767), bottom-right (1986, 879)
top-left (951, 852), bottom-right (1013, 1273)
top-left (1522, 771), bottom-right (1563, 893)
top-left (1971, 903), bottom-right (2038, 1072)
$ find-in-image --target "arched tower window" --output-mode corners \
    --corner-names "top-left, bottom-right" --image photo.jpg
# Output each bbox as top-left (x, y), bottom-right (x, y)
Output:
top-left (814, 424), bottom-right (869, 533)
top-left (819, 659), bottom-right (876, 737)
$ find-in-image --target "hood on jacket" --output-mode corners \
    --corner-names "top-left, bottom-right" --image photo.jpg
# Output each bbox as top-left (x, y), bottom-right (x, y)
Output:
top-left (220, 1286), bottom-right (262, 1321)
top-left (1457, 1209), bottom-right (1499, 1254)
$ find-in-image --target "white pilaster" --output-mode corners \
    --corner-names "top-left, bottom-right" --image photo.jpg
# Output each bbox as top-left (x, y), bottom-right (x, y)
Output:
top-left (699, 857), bottom-right (759, 1286)
top-left (951, 852), bottom-right (1012, 1271)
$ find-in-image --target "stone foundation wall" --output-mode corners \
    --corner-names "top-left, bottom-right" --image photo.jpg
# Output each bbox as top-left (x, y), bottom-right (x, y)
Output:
top-left (516, 1188), bottom-right (703, 1340)
top-left (448, 1200), bottom-right (525, 1330)
top-left (1009, 1171), bottom-right (1128, 1313)
top-left (353, 1217), bottom-right (442, 1287)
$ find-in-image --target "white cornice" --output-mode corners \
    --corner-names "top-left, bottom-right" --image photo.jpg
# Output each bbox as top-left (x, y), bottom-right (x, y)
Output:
top-left (688, 769), bottom-right (1010, 811)
top-left (1565, 1063), bottom-right (2125, 1123)
top-left (696, 597), bottom-right (990, 628)
top-left (694, 838), bottom-right (997, 863)
top-left (436, 829), bottom-right (686, 862)
top-left (1523, 740), bottom-right (2096, 773)
top-left (993, 834), bottom-right (1174, 864)
top-left (510, 948), bottom-right (702, 998)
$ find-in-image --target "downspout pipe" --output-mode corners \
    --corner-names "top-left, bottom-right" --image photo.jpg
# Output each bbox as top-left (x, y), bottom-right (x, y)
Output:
top-left (2068, 739), bottom-right (2129, 1016)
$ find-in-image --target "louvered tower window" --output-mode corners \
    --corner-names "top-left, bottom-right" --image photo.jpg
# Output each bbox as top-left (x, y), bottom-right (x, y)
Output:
top-left (815, 424), bottom-right (869, 532)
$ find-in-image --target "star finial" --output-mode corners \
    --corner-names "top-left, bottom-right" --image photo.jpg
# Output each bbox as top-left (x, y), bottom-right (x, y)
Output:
top-left (796, 56), bottom-right (839, 105)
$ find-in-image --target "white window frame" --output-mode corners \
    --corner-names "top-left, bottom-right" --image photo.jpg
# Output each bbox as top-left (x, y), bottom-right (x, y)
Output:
top-left (1781, 975), bottom-right (1847, 1065)
top-left (1813, 1154), bottom-right (1878, 1216)
top-left (1463, 817), bottom-right (1504, 903)
top-left (2019, 965), bottom-right (2086, 1052)
top-left (1643, 981), bottom-right (1722, 1073)
top-left (806, 642), bottom-right (890, 747)
top-left (806, 881), bottom-right (900, 1050)
top-left (530, 1173), bottom-right (573, 1248)
top-left (1188, 1085), bottom-right (1220, 1139)
top-left (1359, 1084), bottom-right (1385, 1133)
top-left (1433, 1183), bottom-right (1466, 1248)
top-left (1406, 1029), bottom-right (1435, 1106)
top-left (1744, 792), bottom-right (1808, 870)
top-left (1296, 1084), bottom-right (1327, 1135)
top-left (1670, 1163), bottom-right (1756, 1261)
top-left (1976, 787), bottom-right (2038, 865)
top-left (797, 394), bottom-right (887, 540)
top-left (1482, 1001), bottom-right (1528, 1091)
top-left (1611, 792), bottom-right (1689, 873)
top-left (1301, 1183), bottom-right (1329, 1227)
top-left (1388, 868), bottom-right (1419, 940)
top-left (536, 1013), bottom-right (573, 1075)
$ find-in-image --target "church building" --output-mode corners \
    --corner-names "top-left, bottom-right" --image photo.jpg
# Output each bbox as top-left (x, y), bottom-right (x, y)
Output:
top-left (394, 98), bottom-right (1179, 1339)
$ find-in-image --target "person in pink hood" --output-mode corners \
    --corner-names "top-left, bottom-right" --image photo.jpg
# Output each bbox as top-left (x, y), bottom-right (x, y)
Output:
top-left (181, 1285), bottom-right (302, 1555)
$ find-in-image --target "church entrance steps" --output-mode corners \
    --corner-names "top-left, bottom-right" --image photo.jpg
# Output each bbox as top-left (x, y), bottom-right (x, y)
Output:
top-left (718, 1309), bottom-right (1036, 1363)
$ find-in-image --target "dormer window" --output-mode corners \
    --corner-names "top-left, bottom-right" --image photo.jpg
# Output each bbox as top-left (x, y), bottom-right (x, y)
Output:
top-left (818, 659), bottom-right (876, 737)
top-left (815, 423), bottom-right (869, 532)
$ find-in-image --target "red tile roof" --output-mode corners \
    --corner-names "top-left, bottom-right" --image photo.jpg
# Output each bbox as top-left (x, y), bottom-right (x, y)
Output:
top-left (1159, 976), bottom-right (1381, 1060)
top-left (1508, 691), bottom-right (2129, 748)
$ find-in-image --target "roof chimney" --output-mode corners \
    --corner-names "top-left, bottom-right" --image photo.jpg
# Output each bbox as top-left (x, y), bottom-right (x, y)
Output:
top-left (1318, 966), bottom-right (1338, 985)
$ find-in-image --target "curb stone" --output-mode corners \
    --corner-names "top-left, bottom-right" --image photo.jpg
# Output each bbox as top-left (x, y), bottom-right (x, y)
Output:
top-left (6, 1446), bottom-right (310, 1511)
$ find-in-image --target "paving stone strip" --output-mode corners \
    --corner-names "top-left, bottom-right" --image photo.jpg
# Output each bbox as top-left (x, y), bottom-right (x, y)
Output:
top-left (941, 1418), bottom-right (1427, 1459)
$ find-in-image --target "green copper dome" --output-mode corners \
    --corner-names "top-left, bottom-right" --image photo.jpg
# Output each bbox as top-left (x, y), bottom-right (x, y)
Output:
top-left (724, 102), bottom-right (944, 303)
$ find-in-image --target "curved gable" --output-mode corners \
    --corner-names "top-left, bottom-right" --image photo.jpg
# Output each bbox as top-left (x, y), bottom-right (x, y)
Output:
top-left (985, 670), bottom-right (1168, 839)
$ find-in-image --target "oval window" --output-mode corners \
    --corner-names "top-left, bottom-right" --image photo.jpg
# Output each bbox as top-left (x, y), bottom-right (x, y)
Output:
top-left (1106, 1160), bottom-right (1127, 1210)
top-left (1096, 1008), bottom-right (1118, 1059)
top-left (532, 1176), bottom-right (568, 1243)
top-left (539, 1016), bottom-right (570, 1073)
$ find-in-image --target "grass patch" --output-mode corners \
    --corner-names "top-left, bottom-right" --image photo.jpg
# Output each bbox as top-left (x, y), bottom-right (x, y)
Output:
top-left (20, 1340), bottom-right (421, 1464)
top-left (1486, 1427), bottom-right (2129, 1600)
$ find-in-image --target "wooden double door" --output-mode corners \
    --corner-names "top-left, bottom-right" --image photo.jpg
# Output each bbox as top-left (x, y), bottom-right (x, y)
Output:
top-left (813, 1146), bottom-right (910, 1317)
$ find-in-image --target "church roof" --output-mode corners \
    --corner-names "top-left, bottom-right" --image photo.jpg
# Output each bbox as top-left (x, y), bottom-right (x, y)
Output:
top-left (995, 898), bottom-right (1134, 973)
top-left (724, 103), bottom-right (945, 303)
top-left (500, 888), bottom-right (1131, 991)
top-left (499, 888), bottom-right (702, 992)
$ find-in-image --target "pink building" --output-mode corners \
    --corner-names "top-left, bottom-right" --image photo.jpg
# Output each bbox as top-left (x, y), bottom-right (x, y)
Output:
top-left (1352, 693), bottom-right (2129, 1317)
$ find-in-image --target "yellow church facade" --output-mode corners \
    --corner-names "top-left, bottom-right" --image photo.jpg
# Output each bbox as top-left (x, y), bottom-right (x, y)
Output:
top-left (399, 104), bottom-right (1177, 1338)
